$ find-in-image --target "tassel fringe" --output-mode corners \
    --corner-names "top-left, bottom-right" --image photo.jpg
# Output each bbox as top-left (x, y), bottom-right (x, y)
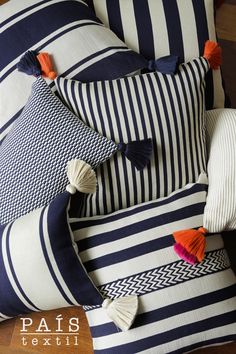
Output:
top-left (203, 40), bottom-right (222, 70)
top-left (37, 52), bottom-right (57, 80)
top-left (117, 138), bottom-right (153, 170)
top-left (66, 159), bottom-right (97, 194)
top-left (173, 227), bottom-right (207, 264)
top-left (17, 51), bottom-right (41, 77)
top-left (102, 295), bottom-right (138, 331)
top-left (148, 55), bottom-right (179, 75)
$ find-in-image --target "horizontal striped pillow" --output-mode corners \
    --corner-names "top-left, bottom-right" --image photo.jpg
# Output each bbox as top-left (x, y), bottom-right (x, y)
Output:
top-left (0, 191), bottom-right (103, 322)
top-left (0, 77), bottom-right (118, 225)
top-left (86, 0), bottom-right (226, 110)
top-left (0, 0), bottom-right (146, 143)
top-left (71, 178), bottom-right (236, 354)
top-left (204, 109), bottom-right (236, 232)
top-left (55, 56), bottom-right (208, 217)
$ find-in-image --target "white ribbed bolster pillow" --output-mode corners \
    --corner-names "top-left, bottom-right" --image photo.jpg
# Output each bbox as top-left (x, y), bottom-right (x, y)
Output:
top-left (204, 109), bottom-right (236, 232)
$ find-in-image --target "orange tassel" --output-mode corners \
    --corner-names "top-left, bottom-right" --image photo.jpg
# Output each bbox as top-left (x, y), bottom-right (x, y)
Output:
top-left (173, 227), bottom-right (207, 264)
top-left (203, 40), bottom-right (222, 70)
top-left (37, 52), bottom-right (57, 80)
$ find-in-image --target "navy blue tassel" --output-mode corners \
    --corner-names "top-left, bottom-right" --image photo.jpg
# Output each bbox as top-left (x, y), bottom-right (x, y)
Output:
top-left (148, 55), bottom-right (179, 75)
top-left (117, 138), bottom-right (153, 170)
top-left (17, 51), bottom-right (41, 77)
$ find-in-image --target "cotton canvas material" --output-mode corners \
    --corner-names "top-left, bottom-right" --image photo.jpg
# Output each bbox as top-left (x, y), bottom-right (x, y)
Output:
top-left (55, 57), bottom-right (208, 217)
top-left (86, 0), bottom-right (225, 110)
top-left (0, 191), bottom-right (103, 323)
top-left (0, 0), bottom-right (146, 142)
top-left (204, 109), bottom-right (236, 232)
top-left (0, 77), bottom-right (117, 225)
top-left (71, 179), bottom-right (236, 354)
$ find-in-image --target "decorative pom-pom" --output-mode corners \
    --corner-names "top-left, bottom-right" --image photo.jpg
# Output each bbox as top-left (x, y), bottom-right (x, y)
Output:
top-left (148, 55), bottom-right (179, 75)
top-left (37, 52), bottom-right (57, 80)
top-left (17, 51), bottom-right (41, 77)
top-left (203, 40), bottom-right (222, 70)
top-left (117, 138), bottom-right (153, 170)
top-left (102, 295), bottom-right (138, 331)
top-left (173, 227), bottom-right (207, 264)
top-left (66, 159), bottom-right (97, 194)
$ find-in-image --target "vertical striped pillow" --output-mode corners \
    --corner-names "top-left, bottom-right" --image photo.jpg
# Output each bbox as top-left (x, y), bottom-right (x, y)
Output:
top-left (71, 179), bottom-right (236, 354)
top-left (204, 109), bottom-right (236, 232)
top-left (55, 56), bottom-right (208, 217)
top-left (0, 0), bottom-right (146, 142)
top-left (86, 0), bottom-right (225, 110)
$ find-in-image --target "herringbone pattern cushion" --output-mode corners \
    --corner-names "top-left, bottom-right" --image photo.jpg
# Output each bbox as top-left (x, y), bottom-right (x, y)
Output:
top-left (71, 176), bottom-right (236, 354)
top-left (0, 77), bottom-right (117, 225)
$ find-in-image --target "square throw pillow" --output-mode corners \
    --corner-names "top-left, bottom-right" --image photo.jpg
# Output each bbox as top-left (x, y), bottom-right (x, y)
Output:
top-left (55, 56), bottom-right (209, 217)
top-left (71, 177), bottom-right (236, 354)
top-left (0, 189), bottom-right (104, 323)
top-left (0, 77), bottom-right (122, 225)
top-left (204, 109), bottom-right (236, 232)
top-left (86, 0), bottom-right (225, 109)
top-left (0, 0), bottom-right (147, 142)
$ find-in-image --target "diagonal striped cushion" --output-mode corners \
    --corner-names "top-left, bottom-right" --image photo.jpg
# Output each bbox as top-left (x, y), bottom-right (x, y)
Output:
top-left (0, 191), bottom-right (103, 322)
top-left (86, 0), bottom-right (226, 110)
top-left (0, 0), bottom-right (146, 143)
top-left (0, 77), bottom-right (118, 225)
top-left (55, 56), bottom-right (208, 217)
top-left (71, 178), bottom-right (236, 354)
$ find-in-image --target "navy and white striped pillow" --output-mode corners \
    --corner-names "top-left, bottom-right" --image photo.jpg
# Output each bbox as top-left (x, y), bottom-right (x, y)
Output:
top-left (55, 57), bottom-right (208, 217)
top-left (0, 191), bottom-right (103, 323)
top-left (0, 0), bottom-right (146, 142)
top-left (71, 179), bottom-right (236, 354)
top-left (86, 0), bottom-right (225, 110)
top-left (0, 77), bottom-right (118, 225)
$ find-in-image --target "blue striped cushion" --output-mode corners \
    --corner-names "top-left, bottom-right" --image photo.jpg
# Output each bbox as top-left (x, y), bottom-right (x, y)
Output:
top-left (0, 0), bottom-right (146, 143)
top-left (0, 191), bottom-right (103, 322)
top-left (55, 57), bottom-right (208, 217)
top-left (0, 77), bottom-right (118, 225)
top-left (71, 179), bottom-right (236, 354)
top-left (86, 0), bottom-right (226, 110)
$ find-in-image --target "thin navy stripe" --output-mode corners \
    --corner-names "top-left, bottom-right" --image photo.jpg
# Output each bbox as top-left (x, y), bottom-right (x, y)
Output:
top-left (6, 224), bottom-right (40, 311)
top-left (90, 283), bottom-right (236, 337)
top-left (106, 0), bottom-right (124, 42)
top-left (39, 207), bottom-right (73, 306)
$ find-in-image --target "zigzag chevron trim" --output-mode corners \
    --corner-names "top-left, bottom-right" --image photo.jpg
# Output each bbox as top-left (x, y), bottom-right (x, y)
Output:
top-left (98, 249), bottom-right (230, 299)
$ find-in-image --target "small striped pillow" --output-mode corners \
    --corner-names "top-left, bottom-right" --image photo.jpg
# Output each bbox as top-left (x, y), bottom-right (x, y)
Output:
top-left (72, 178), bottom-right (236, 354)
top-left (55, 56), bottom-right (208, 217)
top-left (0, 0), bottom-right (146, 142)
top-left (0, 191), bottom-right (103, 322)
top-left (86, 0), bottom-right (225, 110)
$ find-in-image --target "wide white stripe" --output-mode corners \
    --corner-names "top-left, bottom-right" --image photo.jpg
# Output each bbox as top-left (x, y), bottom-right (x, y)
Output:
top-left (93, 0), bottom-right (109, 28)
top-left (86, 234), bottom-right (223, 286)
top-left (2, 223), bottom-right (39, 312)
top-left (8, 207), bottom-right (69, 310)
top-left (147, 0), bottom-right (170, 58)
top-left (119, 0), bottom-right (139, 53)
top-left (87, 268), bottom-right (236, 327)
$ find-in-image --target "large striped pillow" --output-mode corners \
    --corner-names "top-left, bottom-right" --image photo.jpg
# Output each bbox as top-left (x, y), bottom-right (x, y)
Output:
top-left (55, 56), bottom-right (208, 217)
top-left (0, 191), bottom-right (103, 322)
top-left (0, 0), bottom-right (146, 143)
top-left (71, 178), bottom-right (236, 354)
top-left (86, 0), bottom-right (225, 110)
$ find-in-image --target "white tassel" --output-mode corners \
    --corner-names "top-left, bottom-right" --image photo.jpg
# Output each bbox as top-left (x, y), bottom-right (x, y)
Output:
top-left (66, 159), bottom-right (97, 194)
top-left (102, 295), bottom-right (138, 331)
